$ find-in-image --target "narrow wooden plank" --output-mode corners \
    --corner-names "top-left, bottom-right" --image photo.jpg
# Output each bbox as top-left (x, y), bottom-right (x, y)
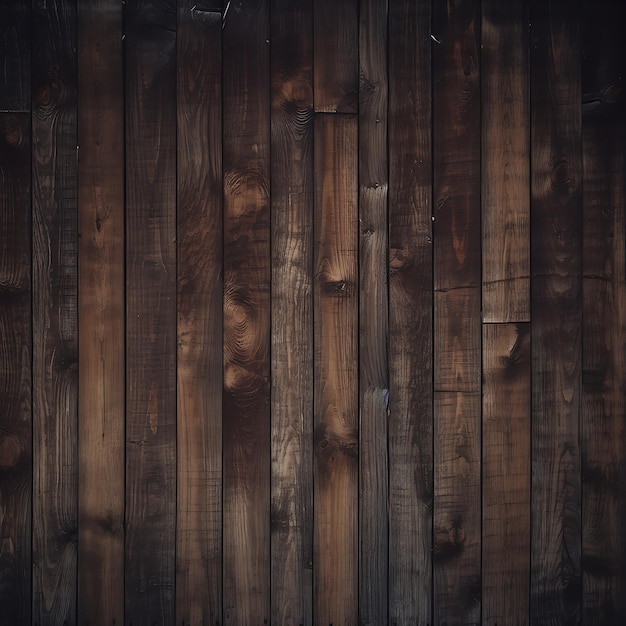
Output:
top-left (432, 0), bottom-right (481, 623)
top-left (359, 0), bottom-right (388, 623)
top-left (270, 0), bottom-right (314, 623)
top-left (0, 0), bottom-right (30, 111)
top-left (0, 113), bottom-right (31, 626)
top-left (387, 0), bottom-right (433, 621)
top-left (176, 2), bottom-right (223, 624)
top-left (313, 0), bottom-right (358, 113)
top-left (530, 0), bottom-right (582, 622)
top-left (313, 114), bottom-right (358, 626)
top-left (482, 323), bottom-right (531, 625)
top-left (125, 1), bottom-right (177, 622)
top-left (31, 0), bottom-right (78, 621)
top-left (76, 1), bottom-right (124, 623)
top-left (222, 0), bottom-right (271, 622)
top-left (481, 0), bottom-right (530, 323)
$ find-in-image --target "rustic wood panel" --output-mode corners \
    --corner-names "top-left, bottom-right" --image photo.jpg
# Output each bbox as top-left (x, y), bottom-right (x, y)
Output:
top-left (313, 113), bottom-right (358, 626)
top-left (0, 113), bottom-right (31, 626)
top-left (270, 0), bottom-right (314, 624)
top-left (31, 0), bottom-right (78, 621)
top-left (0, 0), bottom-right (30, 112)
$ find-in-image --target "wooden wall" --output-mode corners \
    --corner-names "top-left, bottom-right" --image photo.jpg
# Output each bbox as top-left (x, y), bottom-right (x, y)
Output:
top-left (0, 0), bottom-right (625, 624)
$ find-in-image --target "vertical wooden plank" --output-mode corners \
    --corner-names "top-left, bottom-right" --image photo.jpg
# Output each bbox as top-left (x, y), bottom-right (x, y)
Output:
top-left (481, 0), bottom-right (529, 323)
top-left (313, 0), bottom-right (358, 113)
top-left (432, 0), bottom-right (481, 623)
top-left (125, 1), bottom-right (177, 622)
top-left (530, 0), bottom-right (582, 622)
top-left (76, 1), bottom-right (125, 623)
top-left (0, 0), bottom-right (30, 111)
top-left (222, 0), bottom-right (271, 622)
top-left (270, 0), bottom-right (314, 624)
top-left (0, 113), bottom-right (31, 626)
top-left (482, 323), bottom-right (531, 625)
top-left (313, 114), bottom-right (358, 626)
top-left (31, 0), bottom-right (78, 622)
top-left (176, 2), bottom-right (223, 624)
top-left (387, 0), bottom-right (433, 622)
top-left (359, 0), bottom-right (388, 623)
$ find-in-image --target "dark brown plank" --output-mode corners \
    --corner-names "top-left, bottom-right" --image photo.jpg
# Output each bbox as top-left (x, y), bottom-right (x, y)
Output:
top-left (432, 0), bottom-right (481, 623)
top-left (0, 113), bottom-right (31, 626)
top-left (125, 1), bottom-right (177, 622)
top-left (481, 0), bottom-right (530, 323)
top-left (530, 0), bottom-right (582, 622)
top-left (387, 0), bottom-right (433, 622)
top-left (176, 2), bottom-right (223, 624)
top-left (482, 323), bottom-right (531, 625)
top-left (222, 0), bottom-right (271, 622)
top-left (31, 0), bottom-right (78, 621)
top-left (76, 1), bottom-right (125, 623)
top-left (270, 0), bottom-right (314, 623)
top-left (0, 0), bottom-right (30, 111)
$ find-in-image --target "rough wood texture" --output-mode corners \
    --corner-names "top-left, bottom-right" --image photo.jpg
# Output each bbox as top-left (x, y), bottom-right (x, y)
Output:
top-left (482, 323), bottom-right (531, 625)
top-left (481, 0), bottom-right (530, 323)
top-left (530, 0), bottom-right (582, 623)
top-left (31, 1), bottom-right (78, 622)
top-left (125, 1), bottom-right (177, 622)
top-left (222, 0), bottom-right (271, 623)
top-left (0, 113), bottom-right (31, 626)
top-left (387, 0), bottom-right (433, 622)
top-left (314, 114), bottom-right (358, 626)
top-left (270, 0), bottom-right (314, 624)
top-left (0, 0), bottom-right (30, 111)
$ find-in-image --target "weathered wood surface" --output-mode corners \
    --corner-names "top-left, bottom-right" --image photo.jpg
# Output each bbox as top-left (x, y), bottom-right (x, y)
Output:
top-left (0, 0), bottom-right (30, 111)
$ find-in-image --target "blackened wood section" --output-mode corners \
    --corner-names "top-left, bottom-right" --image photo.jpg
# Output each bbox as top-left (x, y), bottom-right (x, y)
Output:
top-left (222, 0), bottom-right (271, 622)
top-left (482, 323), bottom-right (531, 625)
top-left (176, 2), bottom-right (223, 624)
top-left (0, 113), bottom-right (31, 626)
top-left (359, 0), bottom-right (388, 623)
top-left (481, 0), bottom-right (529, 323)
top-left (31, 0), bottom-right (78, 622)
top-left (125, 1), bottom-right (177, 622)
top-left (530, 0), bottom-right (582, 622)
top-left (270, 0), bottom-right (314, 624)
top-left (313, 0), bottom-right (358, 113)
top-left (313, 114), bottom-right (358, 626)
top-left (76, 1), bottom-right (124, 623)
top-left (432, 0), bottom-right (481, 623)
top-left (582, 120), bottom-right (626, 625)
top-left (0, 0), bottom-right (30, 111)
top-left (387, 0), bottom-right (433, 622)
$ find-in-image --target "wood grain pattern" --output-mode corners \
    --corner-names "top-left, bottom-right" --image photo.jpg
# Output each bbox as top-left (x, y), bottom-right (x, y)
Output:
top-left (0, 0), bottom-right (30, 111)
top-left (0, 113), bottom-right (31, 626)
top-left (31, 1), bottom-right (78, 622)
top-left (482, 323), bottom-right (531, 625)
top-left (314, 113), bottom-right (358, 626)
top-left (387, 0), bottom-right (433, 622)
top-left (481, 0), bottom-right (530, 323)
top-left (222, 0), bottom-right (271, 622)
top-left (530, 1), bottom-right (582, 622)
top-left (270, 0), bottom-right (314, 624)
top-left (125, 1), bottom-right (177, 622)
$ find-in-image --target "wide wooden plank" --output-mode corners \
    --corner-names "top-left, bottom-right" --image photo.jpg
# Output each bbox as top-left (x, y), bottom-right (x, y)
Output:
top-left (387, 0), bottom-right (433, 622)
top-left (0, 113), bottom-right (31, 626)
top-left (481, 0), bottom-right (530, 322)
top-left (222, 0), bottom-right (271, 622)
top-left (482, 323), bottom-right (531, 625)
top-left (125, 1), bottom-right (177, 622)
top-left (313, 113), bottom-right (358, 626)
top-left (0, 0), bottom-right (30, 111)
top-left (530, 0), bottom-right (582, 622)
top-left (432, 0), bottom-right (481, 622)
top-left (176, 2), bottom-right (223, 624)
top-left (270, 0), bottom-right (314, 624)
top-left (76, 1), bottom-right (125, 623)
top-left (31, 1), bottom-right (78, 622)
